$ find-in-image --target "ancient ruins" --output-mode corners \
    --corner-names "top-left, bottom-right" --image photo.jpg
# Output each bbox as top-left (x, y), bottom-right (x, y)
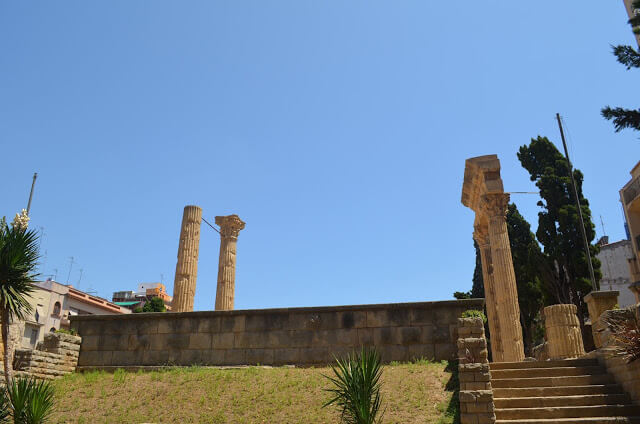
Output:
top-left (171, 205), bottom-right (202, 312)
top-left (214, 214), bottom-right (245, 311)
top-left (461, 155), bottom-right (525, 362)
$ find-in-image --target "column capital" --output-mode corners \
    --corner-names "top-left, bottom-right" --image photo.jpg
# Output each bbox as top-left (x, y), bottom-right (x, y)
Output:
top-left (215, 215), bottom-right (246, 239)
top-left (482, 193), bottom-right (510, 219)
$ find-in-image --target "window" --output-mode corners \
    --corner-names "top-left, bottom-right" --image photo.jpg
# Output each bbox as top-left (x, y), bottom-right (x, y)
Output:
top-left (52, 302), bottom-right (61, 317)
top-left (29, 329), bottom-right (38, 347)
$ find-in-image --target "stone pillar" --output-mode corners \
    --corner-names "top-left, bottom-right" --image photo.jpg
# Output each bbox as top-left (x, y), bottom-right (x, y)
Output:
top-left (172, 205), bottom-right (202, 313)
top-left (484, 193), bottom-right (525, 362)
top-left (474, 224), bottom-right (504, 363)
top-left (457, 317), bottom-right (496, 424)
top-left (214, 215), bottom-right (246, 311)
top-left (544, 304), bottom-right (585, 359)
top-left (585, 291), bottom-right (620, 348)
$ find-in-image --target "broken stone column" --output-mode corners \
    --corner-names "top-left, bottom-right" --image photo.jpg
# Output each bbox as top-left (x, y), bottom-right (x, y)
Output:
top-left (214, 215), bottom-right (245, 311)
top-left (484, 193), bottom-right (525, 363)
top-left (585, 291), bottom-right (620, 348)
top-left (474, 223), bottom-right (504, 363)
top-left (172, 205), bottom-right (202, 312)
top-left (544, 304), bottom-right (585, 359)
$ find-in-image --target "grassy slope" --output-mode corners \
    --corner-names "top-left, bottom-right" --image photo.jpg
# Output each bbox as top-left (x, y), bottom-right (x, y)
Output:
top-left (51, 360), bottom-right (457, 424)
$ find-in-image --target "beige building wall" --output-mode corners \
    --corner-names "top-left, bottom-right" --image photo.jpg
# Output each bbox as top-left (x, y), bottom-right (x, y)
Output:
top-left (621, 161), bottom-right (640, 291)
top-left (623, 0), bottom-right (640, 47)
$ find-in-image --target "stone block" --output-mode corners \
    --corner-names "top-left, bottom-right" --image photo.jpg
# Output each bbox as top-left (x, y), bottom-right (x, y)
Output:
top-left (246, 312), bottom-right (289, 332)
top-left (357, 328), bottom-right (374, 345)
top-left (289, 330), bottom-right (313, 348)
top-left (163, 333), bottom-right (190, 350)
top-left (274, 348), bottom-right (299, 365)
top-left (127, 334), bottom-right (151, 351)
top-left (99, 334), bottom-right (128, 351)
top-left (197, 317), bottom-right (221, 333)
top-left (223, 349), bottom-right (247, 365)
top-left (373, 328), bottom-right (397, 345)
top-left (409, 307), bottom-right (434, 325)
top-left (266, 330), bottom-right (290, 348)
top-left (188, 333), bottom-right (212, 350)
top-left (366, 310), bottom-right (388, 328)
top-left (435, 343), bottom-right (455, 360)
top-left (379, 345), bottom-right (408, 362)
top-left (134, 319), bottom-right (159, 335)
top-left (142, 350), bottom-right (169, 366)
top-left (433, 326), bottom-right (451, 343)
top-left (246, 348), bottom-right (274, 365)
top-left (201, 349), bottom-right (225, 365)
top-left (220, 315), bottom-right (245, 333)
top-left (179, 349), bottom-right (204, 365)
top-left (158, 318), bottom-right (199, 334)
top-left (112, 350), bottom-right (143, 366)
top-left (339, 311), bottom-right (366, 329)
top-left (399, 326), bottom-right (421, 345)
top-left (212, 332), bottom-right (235, 349)
top-left (434, 308), bottom-right (456, 325)
top-left (300, 347), bottom-right (329, 364)
top-left (234, 331), bottom-right (268, 349)
top-left (80, 335), bottom-right (100, 352)
top-left (408, 344), bottom-right (435, 361)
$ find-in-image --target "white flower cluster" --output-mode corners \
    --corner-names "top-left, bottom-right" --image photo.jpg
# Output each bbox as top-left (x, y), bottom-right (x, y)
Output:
top-left (11, 209), bottom-right (30, 230)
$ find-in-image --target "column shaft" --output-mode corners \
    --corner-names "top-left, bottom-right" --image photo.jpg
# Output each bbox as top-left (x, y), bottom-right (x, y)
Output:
top-left (214, 215), bottom-right (245, 311)
top-left (478, 243), bottom-right (504, 362)
top-left (486, 195), bottom-right (525, 362)
top-left (172, 206), bottom-right (202, 312)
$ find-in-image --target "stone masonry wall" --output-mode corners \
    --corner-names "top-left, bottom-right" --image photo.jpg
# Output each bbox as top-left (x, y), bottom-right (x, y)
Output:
top-left (457, 317), bottom-right (496, 424)
top-left (70, 299), bottom-right (483, 369)
top-left (13, 333), bottom-right (81, 380)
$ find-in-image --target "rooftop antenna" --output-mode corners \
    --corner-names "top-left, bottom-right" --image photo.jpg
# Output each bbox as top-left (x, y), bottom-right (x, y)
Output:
top-left (65, 257), bottom-right (75, 285)
top-left (53, 268), bottom-right (58, 281)
top-left (600, 215), bottom-right (607, 238)
top-left (78, 268), bottom-right (84, 289)
top-left (26, 173), bottom-right (37, 215)
top-left (556, 113), bottom-right (599, 291)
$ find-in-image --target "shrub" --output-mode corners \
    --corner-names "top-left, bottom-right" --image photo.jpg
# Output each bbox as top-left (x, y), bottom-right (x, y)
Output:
top-left (323, 347), bottom-right (384, 424)
top-left (461, 309), bottom-right (487, 324)
top-left (5, 377), bottom-right (55, 423)
top-left (55, 328), bottom-right (76, 336)
top-left (604, 310), bottom-right (640, 363)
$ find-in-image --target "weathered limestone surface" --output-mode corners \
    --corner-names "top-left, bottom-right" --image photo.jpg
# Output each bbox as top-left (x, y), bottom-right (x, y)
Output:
top-left (71, 299), bottom-right (484, 369)
top-left (544, 304), bottom-right (585, 359)
top-left (457, 317), bottom-right (496, 424)
top-left (14, 333), bottom-right (81, 380)
top-left (172, 206), bottom-right (202, 313)
top-left (462, 155), bottom-right (525, 362)
top-left (214, 214), bottom-right (245, 311)
top-left (585, 291), bottom-right (620, 348)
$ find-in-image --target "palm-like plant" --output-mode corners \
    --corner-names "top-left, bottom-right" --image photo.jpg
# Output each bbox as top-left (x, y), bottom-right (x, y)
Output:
top-left (323, 347), bottom-right (384, 424)
top-left (5, 377), bottom-right (55, 424)
top-left (0, 220), bottom-right (39, 383)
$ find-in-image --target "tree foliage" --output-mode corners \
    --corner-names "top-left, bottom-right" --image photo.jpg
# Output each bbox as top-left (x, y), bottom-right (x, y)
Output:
top-left (601, 3), bottom-right (640, 134)
top-left (517, 136), bottom-right (601, 325)
top-left (142, 297), bottom-right (166, 313)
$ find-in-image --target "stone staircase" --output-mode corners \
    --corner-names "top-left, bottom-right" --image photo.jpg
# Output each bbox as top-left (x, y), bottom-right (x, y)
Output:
top-left (491, 358), bottom-right (640, 423)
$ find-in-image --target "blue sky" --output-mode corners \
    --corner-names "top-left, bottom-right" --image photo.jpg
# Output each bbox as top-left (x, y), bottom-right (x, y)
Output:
top-left (2, 1), bottom-right (639, 311)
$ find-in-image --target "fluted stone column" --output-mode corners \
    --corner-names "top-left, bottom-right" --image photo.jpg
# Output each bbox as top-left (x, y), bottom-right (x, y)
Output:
top-left (544, 304), bottom-right (585, 359)
top-left (474, 224), bottom-right (504, 363)
top-left (172, 206), bottom-right (202, 312)
top-left (584, 291), bottom-right (619, 348)
top-left (484, 193), bottom-right (525, 362)
top-left (214, 215), bottom-right (245, 311)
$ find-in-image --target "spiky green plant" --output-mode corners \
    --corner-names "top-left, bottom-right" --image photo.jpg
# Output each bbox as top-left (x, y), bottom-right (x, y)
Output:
top-left (0, 222), bottom-right (39, 383)
top-left (5, 377), bottom-right (55, 423)
top-left (323, 347), bottom-right (384, 424)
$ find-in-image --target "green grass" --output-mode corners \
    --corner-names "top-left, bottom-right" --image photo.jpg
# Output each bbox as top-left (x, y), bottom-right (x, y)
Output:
top-left (50, 360), bottom-right (456, 423)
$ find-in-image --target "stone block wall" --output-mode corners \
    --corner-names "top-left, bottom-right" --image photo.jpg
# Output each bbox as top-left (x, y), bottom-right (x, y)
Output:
top-left (457, 317), bottom-right (496, 424)
top-left (13, 333), bottom-right (81, 380)
top-left (70, 299), bottom-right (483, 369)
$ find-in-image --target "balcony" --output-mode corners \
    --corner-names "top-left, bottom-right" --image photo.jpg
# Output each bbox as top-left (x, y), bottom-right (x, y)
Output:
top-left (623, 175), bottom-right (640, 206)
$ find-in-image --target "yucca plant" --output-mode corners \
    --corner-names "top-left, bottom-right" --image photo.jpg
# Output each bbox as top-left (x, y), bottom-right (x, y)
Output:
top-left (0, 217), bottom-right (39, 383)
top-left (3, 377), bottom-right (55, 423)
top-left (323, 347), bottom-right (384, 424)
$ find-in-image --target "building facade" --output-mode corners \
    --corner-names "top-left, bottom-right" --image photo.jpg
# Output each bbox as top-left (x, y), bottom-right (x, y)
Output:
top-left (112, 282), bottom-right (172, 311)
top-left (596, 237), bottom-right (635, 307)
top-left (621, 161), bottom-right (640, 302)
top-left (17, 280), bottom-right (130, 350)
top-left (623, 0), bottom-right (640, 47)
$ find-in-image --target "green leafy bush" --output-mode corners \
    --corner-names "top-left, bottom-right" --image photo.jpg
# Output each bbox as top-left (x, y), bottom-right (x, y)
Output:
top-left (54, 328), bottom-right (76, 336)
top-left (323, 347), bottom-right (384, 424)
top-left (4, 377), bottom-right (55, 423)
top-left (461, 309), bottom-right (487, 324)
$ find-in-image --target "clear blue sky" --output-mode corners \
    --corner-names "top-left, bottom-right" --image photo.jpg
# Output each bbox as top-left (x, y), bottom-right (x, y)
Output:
top-left (2, 2), bottom-right (639, 311)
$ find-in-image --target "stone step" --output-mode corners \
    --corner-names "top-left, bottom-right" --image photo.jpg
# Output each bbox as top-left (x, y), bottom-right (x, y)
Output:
top-left (496, 418), bottom-right (640, 424)
top-left (494, 394), bottom-right (631, 408)
top-left (492, 374), bottom-right (615, 388)
top-left (492, 366), bottom-right (607, 379)
top-left (491, 359), bottom-right (599, 370)
top-left (494, 384), bottom-right (626, 398)
top-left (495, 405), bottom-right (640, 420)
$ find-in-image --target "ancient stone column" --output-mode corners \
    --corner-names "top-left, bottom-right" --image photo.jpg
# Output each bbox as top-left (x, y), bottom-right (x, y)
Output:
top-left (474, 223), bottom-right (504, 363)
top-left (544, 304), bottom-right (585, 359)
top-left (214, 215), bottom-right (245, 311)
top-left (484, 193), bottom-right (525, 362)
top-left (584, 291), bottom-right (619, 348)
top-left (172, 205), bottom-right (202, 312)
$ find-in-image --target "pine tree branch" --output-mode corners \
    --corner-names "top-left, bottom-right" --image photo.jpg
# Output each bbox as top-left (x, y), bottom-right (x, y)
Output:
top-left (612, 45), bottom-right (640, 69)
top-left (601, 106), bottom-right (640, 132)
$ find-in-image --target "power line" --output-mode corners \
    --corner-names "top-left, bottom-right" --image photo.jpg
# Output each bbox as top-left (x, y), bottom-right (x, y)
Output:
top-left (202, 217), bottom-right (220, 234)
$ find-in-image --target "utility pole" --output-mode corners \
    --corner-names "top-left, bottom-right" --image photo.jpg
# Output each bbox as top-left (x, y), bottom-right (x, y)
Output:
top-left (26, 173), bottom-right (37, 215)
top-left (556, 113), bottom-right (599, 291)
